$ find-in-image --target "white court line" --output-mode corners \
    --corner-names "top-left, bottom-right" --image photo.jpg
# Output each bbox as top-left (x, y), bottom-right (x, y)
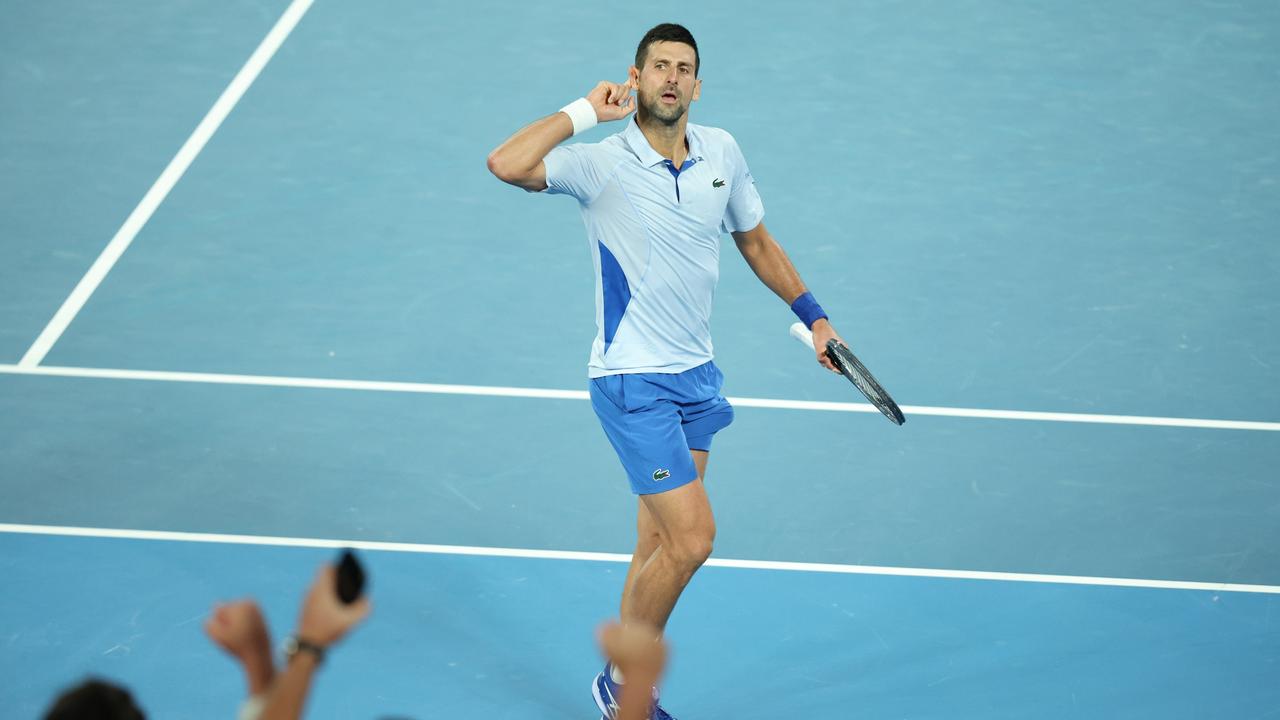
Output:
top-left (17, 0), bottom-right (316, 369)
top-left (1, 523), bottom-right (1276, 595)
top-left (2, 363), bottom-right (1279, 432)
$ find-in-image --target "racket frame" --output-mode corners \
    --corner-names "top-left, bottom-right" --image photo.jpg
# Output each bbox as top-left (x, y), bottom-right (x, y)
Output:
top-left (788, 322), bottom-right (906, 425)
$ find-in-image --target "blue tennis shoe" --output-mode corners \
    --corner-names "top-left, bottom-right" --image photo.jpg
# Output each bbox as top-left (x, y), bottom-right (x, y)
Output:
top-left (592, 664), bottom-right (623, 718)
top-left (650, 701), bottom-right (677, 720)
top-left (593, 664), bottom-right (676, 720)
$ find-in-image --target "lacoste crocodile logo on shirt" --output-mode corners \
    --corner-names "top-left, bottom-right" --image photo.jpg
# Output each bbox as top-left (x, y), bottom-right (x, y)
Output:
top-left (712, 178), bottom-right (726, 188)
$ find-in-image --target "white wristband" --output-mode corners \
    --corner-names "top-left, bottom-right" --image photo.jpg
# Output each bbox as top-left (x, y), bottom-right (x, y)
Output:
top-left (559, 97), bottom-right (598, 136)
top-left (237, 694), bottom-right (265, 720)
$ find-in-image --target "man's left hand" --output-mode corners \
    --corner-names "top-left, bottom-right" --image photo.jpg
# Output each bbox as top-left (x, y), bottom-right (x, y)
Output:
top-left (810, 319), bottom-right (844, 374)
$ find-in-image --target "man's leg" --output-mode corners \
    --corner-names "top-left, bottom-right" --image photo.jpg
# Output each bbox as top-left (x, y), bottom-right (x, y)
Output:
top-left (620, 453), bottom-right (715, 631)
top-left (620, 451), bottom-right (709, 622)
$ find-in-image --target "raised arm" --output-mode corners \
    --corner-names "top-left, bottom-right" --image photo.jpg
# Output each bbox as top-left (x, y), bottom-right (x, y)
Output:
top-left (486, 80), bottom-right (635, 192)
top-left (203, 599), bottom-right (276, 703)
top-left (732, 221), bottom-right (843, 373)
top-left (258, 564), bottom-right (371, 720)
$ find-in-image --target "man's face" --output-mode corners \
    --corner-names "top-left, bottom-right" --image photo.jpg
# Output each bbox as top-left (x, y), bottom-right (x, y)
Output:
top-left (630, 41), bottom-right (701, 126)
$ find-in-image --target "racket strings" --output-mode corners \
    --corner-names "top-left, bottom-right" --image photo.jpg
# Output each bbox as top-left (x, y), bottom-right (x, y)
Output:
top-left (828, 342), bottom-right (906, 425)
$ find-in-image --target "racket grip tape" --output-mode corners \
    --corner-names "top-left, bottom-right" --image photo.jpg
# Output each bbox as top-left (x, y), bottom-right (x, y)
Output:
top-left (789, 322), bottom-right (816, 351)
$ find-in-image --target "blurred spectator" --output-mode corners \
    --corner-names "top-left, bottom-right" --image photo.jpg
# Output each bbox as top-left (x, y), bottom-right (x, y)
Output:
top-left (44, 559), bottom-right (369, 720)
top-left (598, 622), bottom-right (669, 720)
top-left (43, 561), bottom-right (670, 720)
top-left (42, 678), bottom-right (145, 720)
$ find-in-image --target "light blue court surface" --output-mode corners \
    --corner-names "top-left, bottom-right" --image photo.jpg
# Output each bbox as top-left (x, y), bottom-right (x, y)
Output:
top-left (2, 0), bottom-right (1279, 718)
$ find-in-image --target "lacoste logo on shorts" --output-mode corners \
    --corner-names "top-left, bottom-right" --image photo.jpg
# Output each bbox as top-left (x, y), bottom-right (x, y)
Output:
top-left (652, 468), bottom-right (671, 481)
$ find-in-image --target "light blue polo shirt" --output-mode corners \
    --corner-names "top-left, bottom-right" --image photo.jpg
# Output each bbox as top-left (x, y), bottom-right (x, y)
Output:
top-left (542, 117), bottom-right (765, 378)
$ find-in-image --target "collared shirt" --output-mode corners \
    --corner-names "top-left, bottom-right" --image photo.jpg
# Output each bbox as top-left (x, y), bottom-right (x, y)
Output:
top-left (542, 118), bottom-right (765, 378)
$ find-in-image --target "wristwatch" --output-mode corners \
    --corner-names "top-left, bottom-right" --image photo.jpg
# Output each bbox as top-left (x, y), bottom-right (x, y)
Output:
top-left (282, 635), bottom-right (325, 664)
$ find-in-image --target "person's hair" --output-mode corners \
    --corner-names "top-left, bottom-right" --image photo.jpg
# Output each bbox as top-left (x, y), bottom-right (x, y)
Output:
top-left (44, 679), bottom-right (146, 720)
top-left (635, 23), bottom-right (700, 76)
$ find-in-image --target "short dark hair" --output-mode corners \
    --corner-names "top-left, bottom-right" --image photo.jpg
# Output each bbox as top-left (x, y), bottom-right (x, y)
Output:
top-left (44, 679), bottom-right (146, 720)
top-left (635, 23), bottom-right (699, 76)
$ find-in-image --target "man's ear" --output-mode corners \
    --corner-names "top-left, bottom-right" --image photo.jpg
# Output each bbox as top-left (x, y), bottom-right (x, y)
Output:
top-left (692, 77), bottom-right (702, 101)
top-left (628, 66), bottom-right (640, 88)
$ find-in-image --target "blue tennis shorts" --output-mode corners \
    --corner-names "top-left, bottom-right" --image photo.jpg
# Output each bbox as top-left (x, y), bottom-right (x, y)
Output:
top-left (589, 360), bottom-right (735, 495)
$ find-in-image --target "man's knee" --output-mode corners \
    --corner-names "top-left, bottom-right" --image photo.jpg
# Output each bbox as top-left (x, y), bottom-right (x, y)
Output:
top-left (670, 526), bottom-right (715, 573)
top-left (686, 534), bottom-right (714, 568)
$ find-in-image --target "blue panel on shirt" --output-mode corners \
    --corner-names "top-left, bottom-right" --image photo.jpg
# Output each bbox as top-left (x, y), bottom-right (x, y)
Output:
top-left (664, 158), bottom-right (696, 202)
top-left (598, 240), bottom-right (631, 352)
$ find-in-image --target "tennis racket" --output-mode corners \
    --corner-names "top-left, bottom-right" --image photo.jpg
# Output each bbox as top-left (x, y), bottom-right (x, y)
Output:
top-left (790, 322), bottom-right (906, 426)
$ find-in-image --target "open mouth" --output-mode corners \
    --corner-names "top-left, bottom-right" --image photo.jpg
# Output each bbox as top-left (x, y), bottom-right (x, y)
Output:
top-left (660, 90), bottom-right (678, 103)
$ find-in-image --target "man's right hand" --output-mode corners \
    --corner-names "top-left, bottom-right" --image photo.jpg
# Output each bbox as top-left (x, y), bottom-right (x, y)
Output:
top-left (296, 564), bottom-right (371, 648)
top-left (205, 599), bottom-right (272, 665)
top-left (586, 79), bottom-right (636, 123)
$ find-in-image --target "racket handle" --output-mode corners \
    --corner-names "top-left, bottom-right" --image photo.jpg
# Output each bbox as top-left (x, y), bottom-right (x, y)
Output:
top-left (789, 321), bottom-right (816, 351)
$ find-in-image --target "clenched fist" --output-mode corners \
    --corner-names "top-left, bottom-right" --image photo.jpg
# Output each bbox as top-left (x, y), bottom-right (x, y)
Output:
top-left (586, 79), bottom-right (636, 122)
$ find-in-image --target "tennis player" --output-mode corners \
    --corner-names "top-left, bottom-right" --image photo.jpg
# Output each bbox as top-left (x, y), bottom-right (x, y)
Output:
top-left (487, 23), bottom-right (843, 719)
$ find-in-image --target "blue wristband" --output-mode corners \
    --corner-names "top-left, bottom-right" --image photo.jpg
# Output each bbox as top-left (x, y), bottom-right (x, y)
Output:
top-left (790, 291), bottom-right (828, 329)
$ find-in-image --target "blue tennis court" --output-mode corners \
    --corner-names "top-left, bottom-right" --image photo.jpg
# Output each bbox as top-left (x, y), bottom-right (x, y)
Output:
top-left (3, 1), bottom-right (1278, 718)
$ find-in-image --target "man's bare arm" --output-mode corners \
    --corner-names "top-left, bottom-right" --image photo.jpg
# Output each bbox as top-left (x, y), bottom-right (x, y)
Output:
top-left (732, 222), bottom-right (807, 303)
top-left (733, 221), bottom-right (842, 372)
top-left (487, 80), bottom-right (635, 192)
top-left (259, 565), bottom-right (370, 720)
top-left (485, 113), bottom-right (571, 192)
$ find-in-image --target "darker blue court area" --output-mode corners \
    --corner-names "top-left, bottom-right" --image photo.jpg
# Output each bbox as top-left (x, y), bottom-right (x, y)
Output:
top-left (2, 534), bottom-right (1277, 720)
top-left (2, 0), bottom-right (1278, 717)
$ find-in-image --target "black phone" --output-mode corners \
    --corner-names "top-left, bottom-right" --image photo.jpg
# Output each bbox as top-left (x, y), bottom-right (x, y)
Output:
top-left (336, 549), bottom-right (366, 604)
